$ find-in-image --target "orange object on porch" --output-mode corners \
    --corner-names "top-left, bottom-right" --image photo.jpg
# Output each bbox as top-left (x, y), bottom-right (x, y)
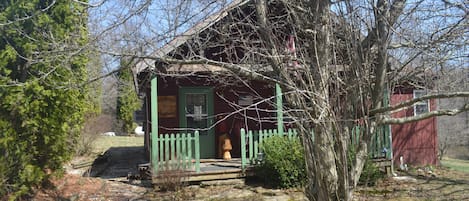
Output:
top-left (218, 133), bottom-right (232, 160)
top-left (218, 133), bottom-right (227, 158)
top-left (222, 138), bottom-right (232, 160)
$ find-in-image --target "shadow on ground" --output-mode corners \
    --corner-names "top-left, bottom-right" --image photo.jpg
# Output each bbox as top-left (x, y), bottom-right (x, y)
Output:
top-left (356, 167), bottom-right (469, 200)
top-left (86, 146), bottom-right (148, 179)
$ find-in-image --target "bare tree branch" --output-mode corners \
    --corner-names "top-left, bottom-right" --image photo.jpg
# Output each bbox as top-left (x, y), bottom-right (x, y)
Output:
top-left (381, 103), bottom-right (469, 124)
top-left (371, 91), bottom-right (469, 115)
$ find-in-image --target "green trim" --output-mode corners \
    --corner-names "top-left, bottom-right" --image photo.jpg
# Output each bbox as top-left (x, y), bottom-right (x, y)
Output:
top-left (178, 87), bottom-right (215, 158)
top-left (150, 76), bottom-right (158, 173)
top-left (383, 88), bottom-right (392, 159)
top-left (154, 133), bottom-right (200, 172)
top-left (276, 83), bottom-right (284, 132)
top-left (241, 128), bottom-right (247, 170)
top-left (178, 87), bottom-right (214, 129)
top-left (195, 131), bottom-right (200, 172)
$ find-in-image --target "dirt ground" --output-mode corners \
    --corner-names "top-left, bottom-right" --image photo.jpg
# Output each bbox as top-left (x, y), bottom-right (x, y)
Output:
top-left (33, 174), bottom-right (148, 201)
top-left (33, 166), bottom-right (469, 201)
top-left (32, 143), bottom-right (469, 201)
top-left (355, 167), bottom-right (469, 201)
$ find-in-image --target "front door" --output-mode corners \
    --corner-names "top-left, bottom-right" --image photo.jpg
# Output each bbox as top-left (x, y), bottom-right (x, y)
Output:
top-left (179, 87), bottom-right (215, 158)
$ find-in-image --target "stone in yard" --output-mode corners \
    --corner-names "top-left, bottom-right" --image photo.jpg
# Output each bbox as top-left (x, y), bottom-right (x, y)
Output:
top-left (392, 176), bottom-right (418, 183)
top-left (200, 178), bottom-right (245, 187)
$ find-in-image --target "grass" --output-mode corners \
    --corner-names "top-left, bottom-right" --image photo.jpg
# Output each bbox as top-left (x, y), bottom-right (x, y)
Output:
top-left (93, 136), bottom-right (144, 154)
top-left (441, 157), bottom-right (469, 174)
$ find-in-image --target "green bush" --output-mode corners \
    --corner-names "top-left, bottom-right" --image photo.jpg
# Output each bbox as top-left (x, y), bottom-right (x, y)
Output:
top-left (256, 136), bottom-right (306, 188)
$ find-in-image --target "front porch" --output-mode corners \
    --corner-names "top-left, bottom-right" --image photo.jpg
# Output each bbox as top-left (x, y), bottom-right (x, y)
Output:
top-left (149, 128), bottom-right (297, 183)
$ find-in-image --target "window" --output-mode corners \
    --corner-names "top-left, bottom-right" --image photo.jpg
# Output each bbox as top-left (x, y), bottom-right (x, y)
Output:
top-left (413, 90), bottom-right (429, 116)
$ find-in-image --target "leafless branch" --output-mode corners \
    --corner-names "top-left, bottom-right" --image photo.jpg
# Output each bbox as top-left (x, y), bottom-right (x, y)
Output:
top-left (381, 103), bottom-right (469, 124)
top-left (371, 91), bottom-right (469, 115)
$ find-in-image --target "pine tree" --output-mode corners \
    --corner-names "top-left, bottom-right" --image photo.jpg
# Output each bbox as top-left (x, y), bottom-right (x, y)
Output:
top-left (0, 0), bottom-right (91, 198)
top-left (116, 58), bottom-right (141, 134)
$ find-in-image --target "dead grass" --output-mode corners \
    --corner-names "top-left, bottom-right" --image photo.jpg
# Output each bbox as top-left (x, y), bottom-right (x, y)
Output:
top-left (33, 174), bottom-right (147, 200)
top-left (355, 165), bottom-right (469, 201)
top-left (93, 136), bottom-right (144, 154)
top-left (441, 157), bottom-right (469, 174)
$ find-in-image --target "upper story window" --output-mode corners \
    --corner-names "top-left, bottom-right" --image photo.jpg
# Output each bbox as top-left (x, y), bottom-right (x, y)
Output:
top-left (413, 90), bottom-right (429, 116)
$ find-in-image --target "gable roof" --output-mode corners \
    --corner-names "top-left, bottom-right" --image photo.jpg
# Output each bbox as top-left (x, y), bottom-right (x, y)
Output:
top-left (135, 0), bottom-right (250, 74)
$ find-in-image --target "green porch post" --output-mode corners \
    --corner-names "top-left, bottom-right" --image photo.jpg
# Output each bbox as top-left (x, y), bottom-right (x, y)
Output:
top-left (276, 83), bottom-right (284, 133)
top-left (240, 128), bottom-right (246, 170)
top-left (151, 75), bottom-right (159, 174)
top-left (384, 87), bottom-right (394, 175)
top-left (383, 88), bottom-right (392, 159)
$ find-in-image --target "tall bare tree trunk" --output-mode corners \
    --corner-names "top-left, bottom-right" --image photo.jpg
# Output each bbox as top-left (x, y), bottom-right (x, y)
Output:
top-left (301, 1), bottom-right (343, 200)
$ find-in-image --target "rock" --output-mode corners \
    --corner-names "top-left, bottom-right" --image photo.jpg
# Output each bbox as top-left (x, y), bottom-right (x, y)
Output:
top-left (417, 168), bottom-right (426, 177)
top-left (252, 187), bottom-right (283, 196)
top-left (253, 186), bottom-right (265, 193)
top-left (102, 132), bottom-right (116, 136)
top-left (392, 176), bottom-right (418, 183)
top-left (200, 179), bottom-right (245, 187)
top-left (264, 189), bottom-right (284, 196)
top-left (186, 185), bottom-right (201, 190)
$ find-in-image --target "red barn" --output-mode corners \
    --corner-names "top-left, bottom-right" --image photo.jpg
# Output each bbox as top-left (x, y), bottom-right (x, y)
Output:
top-left (391, 87), bottom-right (438, 166)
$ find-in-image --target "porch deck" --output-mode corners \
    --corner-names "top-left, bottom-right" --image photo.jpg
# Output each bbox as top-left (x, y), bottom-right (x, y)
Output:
top-left (152, 158), bottom-right (255, 183)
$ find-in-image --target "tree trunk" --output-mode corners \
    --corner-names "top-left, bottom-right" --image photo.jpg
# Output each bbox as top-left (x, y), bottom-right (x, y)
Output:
top-left (304, 123), bottom-right (339, 201)
top-left (301, 1), bottom-right (345, 200)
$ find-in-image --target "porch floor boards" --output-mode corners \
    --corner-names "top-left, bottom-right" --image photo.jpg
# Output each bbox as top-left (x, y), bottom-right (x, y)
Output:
top-left (152, 158), bottom-right (255, 183)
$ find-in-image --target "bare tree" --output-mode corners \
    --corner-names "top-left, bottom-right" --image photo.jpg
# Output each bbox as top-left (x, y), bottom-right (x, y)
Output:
top-left (125, 1), bottom-right (468, 200)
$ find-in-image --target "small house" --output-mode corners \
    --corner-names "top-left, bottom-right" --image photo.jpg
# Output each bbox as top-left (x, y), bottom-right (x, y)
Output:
top-left (133, 0), bottom-right (437, 180)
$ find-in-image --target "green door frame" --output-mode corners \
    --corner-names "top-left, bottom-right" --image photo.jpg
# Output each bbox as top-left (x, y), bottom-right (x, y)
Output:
top-left (178, 87), bottom-right (215, 158)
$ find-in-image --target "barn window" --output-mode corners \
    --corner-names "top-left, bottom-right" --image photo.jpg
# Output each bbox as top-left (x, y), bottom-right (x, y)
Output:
top-left (413, 90), bottom-right (429, 116)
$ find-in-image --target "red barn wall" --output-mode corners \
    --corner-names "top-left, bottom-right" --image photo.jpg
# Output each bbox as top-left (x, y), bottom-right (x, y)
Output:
top-left (391, 90), bottom-right (438, 166)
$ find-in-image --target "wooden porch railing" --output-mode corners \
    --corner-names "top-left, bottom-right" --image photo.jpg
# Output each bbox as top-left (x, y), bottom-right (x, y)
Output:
top-left (150, 126), bottom-right (389, 174)
top-left (240, 126), bottom-right (391, 171)
top-left (349, 126), bottom-right (391, 159)
top-left (152, 131), bottom-right (200, 174)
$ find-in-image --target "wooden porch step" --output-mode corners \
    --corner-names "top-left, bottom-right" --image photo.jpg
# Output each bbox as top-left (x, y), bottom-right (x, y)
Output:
top-left (152, 166), bottom-right (254, 184)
